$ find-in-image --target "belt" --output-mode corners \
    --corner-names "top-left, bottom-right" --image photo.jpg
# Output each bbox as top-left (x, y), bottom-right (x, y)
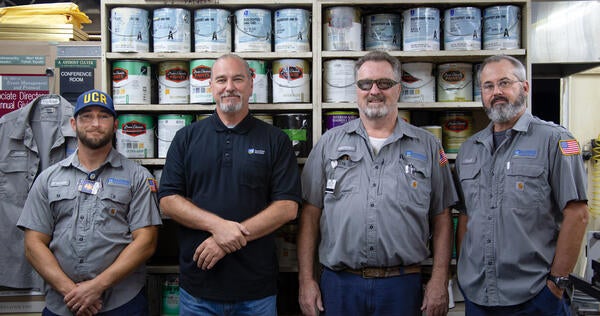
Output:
top-left (343, 265), bottom-right (421, 279)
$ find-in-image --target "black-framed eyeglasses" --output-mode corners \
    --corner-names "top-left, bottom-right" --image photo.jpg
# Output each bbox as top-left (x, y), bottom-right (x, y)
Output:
top-left (481, 79), bottom-right (523, 94)
top-left (356, 78), bottom-right (399, 91)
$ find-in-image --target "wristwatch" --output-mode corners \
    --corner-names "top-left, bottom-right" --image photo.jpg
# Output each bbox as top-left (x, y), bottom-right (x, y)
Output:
top-left (547, 274), bottom-right (571, 290)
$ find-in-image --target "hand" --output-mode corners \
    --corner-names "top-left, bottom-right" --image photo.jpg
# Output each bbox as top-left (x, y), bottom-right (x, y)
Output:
top-left (421, 278), bottom-right (449, 316)
top-left (64, 281), bottom-right (103, 315)
top-left (194, 237), bottom-right (227, 270)
top-left (546, 279), bottom-right (564, 299)
top-left (298, 278), bottom-right (324, 316)
top-left (211, 220), bottom-right (250, 253)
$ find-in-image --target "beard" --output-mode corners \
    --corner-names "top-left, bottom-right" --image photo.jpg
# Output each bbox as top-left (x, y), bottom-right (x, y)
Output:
top-left (77, 127), bottom-right (113, 149)
top-left (358, 95), bottom-right (391, 119)
top-left (484, 88), bottom-right (527, 124)
top-left (218, 93), bottom-right (243, 113)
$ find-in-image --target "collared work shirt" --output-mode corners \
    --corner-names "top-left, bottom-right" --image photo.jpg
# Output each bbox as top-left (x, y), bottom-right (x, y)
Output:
top-left (17, 149), bottom-right (162, 315)
top-left (0, 95), bottom-right (77, 289)
top-left (302, 118), bottom-right (458, 270)
top-left (456, 112), bottom-right (588, 306)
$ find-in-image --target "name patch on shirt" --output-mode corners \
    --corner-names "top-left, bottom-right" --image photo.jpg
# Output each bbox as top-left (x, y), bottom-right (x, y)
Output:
top-left (404, 150), bottom-right (427, 162)
top-left (337, 146), bottom-right (356, 152)
top-left (559, 139), bottom-right (581, 156)
top-left (50, 180), bottom-right (70, 187)
top-left (107, 177), bottom-right (131, 187)
top-left (513, 149), bottom-right (537, 158)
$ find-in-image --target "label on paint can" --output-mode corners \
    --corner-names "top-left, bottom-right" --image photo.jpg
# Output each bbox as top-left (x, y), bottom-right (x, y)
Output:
top-left (441, 111), bottom-right (473, 153)
top-left (400, 62), bottom-right (435, 103)
top-left (364, 13), bottom-right (402, 51)
top-left (189, 59), bottom-right (214, 104)
top-left (234, 8), bottom-right (272, 52)
top-left (248, 60), bottom-right (268, 103)
top-left (157, 114), bottom-right (193, 158)
top-left (162, 275), bottom-right (179, 315)
top-left (274, 8), bottom-right (311, 52)
top-left (116, 114), bottom-right (155, 158)
top-left (273, 113), bottom-right (311, 157)
top-left (158, 61), bottom-right (190, 104)
top-left (437, 63), bottom-right (473, 102)
top-left (110, 7), bottom-right (149, 53)
top-left (112, 60), bottom-right (151, 105)
top-left (153, 8), bottom-right (191, 53)
top-left (323, 7), bottom-right (362, 51)
top-left (194, 8), bottom-right (231, 53)
top-left (323, 59), bottom-right (356, 103)
top-left (483, 5), bottom-right (521, 50)
top-left (324, 111), bottom-right (358, 130)
top-left (272, 59), bottom-right (311, 103)
top-left (403, 7), bottom-right (440, 51)
top-left (444, 7), bottom-right (482, 51)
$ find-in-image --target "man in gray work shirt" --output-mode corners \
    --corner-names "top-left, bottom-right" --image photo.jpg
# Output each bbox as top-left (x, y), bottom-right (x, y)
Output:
top-left (298, 51), bottom-right (458, 316)
top-left (455, 55), bottom-right (589, 315)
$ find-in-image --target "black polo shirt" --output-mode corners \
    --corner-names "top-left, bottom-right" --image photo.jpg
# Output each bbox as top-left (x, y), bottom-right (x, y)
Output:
top-left (158, 112), bottom-right (302, 301)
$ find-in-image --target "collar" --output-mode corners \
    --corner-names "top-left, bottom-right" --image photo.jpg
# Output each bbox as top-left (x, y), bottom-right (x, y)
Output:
top-left (60, 147), bottom-right (123, 170)
top-left (341, 116), bottom-right (418, 142)
top-left (476, 112), bottom-right (533, 143)
top-left (211, 111), bottom-right (255, 134)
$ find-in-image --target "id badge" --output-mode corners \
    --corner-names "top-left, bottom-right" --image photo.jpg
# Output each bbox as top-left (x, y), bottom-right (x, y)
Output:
top-left (78, 179), bottom-right (101, 195)
top-left (325, 179), bottom-right (336, 194)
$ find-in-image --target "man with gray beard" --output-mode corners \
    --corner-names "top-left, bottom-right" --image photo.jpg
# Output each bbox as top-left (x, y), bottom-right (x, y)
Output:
top-left (455, 55), bottom-right (589, 315)
top-left (298, 51), bottom-right (457, 316)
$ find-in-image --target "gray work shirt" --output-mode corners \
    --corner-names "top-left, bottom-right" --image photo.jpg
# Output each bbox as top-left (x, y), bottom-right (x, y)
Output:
top-left (17, 148), bottom-right (162, 315)
top-left (302, 118), bottom-right (458, 270)
top-left (456, 112), bottom-right (588, 306)
top-left (0, 95), bottom-right (77, 289)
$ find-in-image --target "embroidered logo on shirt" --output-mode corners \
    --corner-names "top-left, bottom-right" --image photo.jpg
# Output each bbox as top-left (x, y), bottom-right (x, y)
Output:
top-left (439, 149), bottom-right (448, 166)
top-left (559, 139), bottom-right (581, 156)
top-left (513, 149), bottom-right (537, 158)
top-left (516, 181), bottom-right (525, 191)
top-left (247, 148), bottom-right (266, 155)
top-left (107, 177), bottom-right (131, 187)
top-left (405, 150), bottom-right (427, 161)
top-left (146, 178), bottom-right (158, 192)
top-left (411, 180), bottom-right (418, 189)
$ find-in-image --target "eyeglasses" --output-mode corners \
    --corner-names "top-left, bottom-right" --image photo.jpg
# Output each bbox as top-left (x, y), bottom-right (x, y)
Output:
top-left (356, 78), bottom-right (399, 91)
top-left (77, 112), bottom-right (113, 124)
top-left (481, 79), bottom-right (522, 94)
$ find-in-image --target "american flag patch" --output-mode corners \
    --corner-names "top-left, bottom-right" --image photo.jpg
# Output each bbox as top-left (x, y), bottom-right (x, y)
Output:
top-left (147, 178), bottom-right (158, 192)
top-left (439, 149), bottom-right (448, 166)
top-left (559, 139), bottom-right (581, 156)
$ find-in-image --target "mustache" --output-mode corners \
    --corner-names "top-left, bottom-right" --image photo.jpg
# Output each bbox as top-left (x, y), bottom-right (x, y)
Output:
top-left (220, 92), bottom-right (241, 98)
top-left (491, 96), bottom-right (509, 104)
top-left (367, 96), bottom-right (384, 102)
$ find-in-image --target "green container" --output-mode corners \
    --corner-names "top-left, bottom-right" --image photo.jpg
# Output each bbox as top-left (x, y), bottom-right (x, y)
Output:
top-left (116, 114), bottom-right (156, 158)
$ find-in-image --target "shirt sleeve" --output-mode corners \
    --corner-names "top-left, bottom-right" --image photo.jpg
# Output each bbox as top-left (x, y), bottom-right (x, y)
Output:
top-left (549, 130), bottom-right (588, 211)
top-left (428, 137), bottom-right (459, 216)
top-left (301, 135), bottom-right (327, 209)
top-left (128, 164), bottom-right (162, 231)
top-left (17, 170), bottom-right (54, 235)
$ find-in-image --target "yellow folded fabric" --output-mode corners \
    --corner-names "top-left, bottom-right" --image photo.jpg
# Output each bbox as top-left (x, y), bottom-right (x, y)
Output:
top-left (0, 3), bottom-right (91, 29)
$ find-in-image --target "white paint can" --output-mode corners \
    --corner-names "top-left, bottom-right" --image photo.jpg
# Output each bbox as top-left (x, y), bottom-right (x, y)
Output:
top-left (272, 59), bottom-right (311, 103)
top-left (437, 63), bottom-right (473, 102)
top-left (234, 8), bottom-right (272, 52)
top-left (402, 7), bottom-right (440, 51)
top-left (189, 59), bottom-right (214, 104)
top-left (158, 61), bottom-right (190, 104)
top-left (110, 7), bottom-right (149, 53)
top-left (400, 62), bottom-right (435, 103)
top-left (323, 6), bottom-right (362, 51)
top-left (483, 5), bottom-right (521, 50)
top-left (364, 13), bottom-right (402, 51)
top-left (247, 60), bottom-right (268, 103)
top-left (157, 114), bottom-right (193, 158)
top-left (194, 8), bottom-right (231, 53)
top-left (153, 8), bottom-right (191, 53)
top-left (274, 8), bottom-right (311, 52)
top-left (473, 63), bottom-right (482, 102)
top-left (116, 114), bottom-right (155, 158)
top-left (112, 60), bottom-right (151, 105)
top-left (323, 59), bottom-right (356, 103)
top-left (443, 7), bottom-right (482, 51)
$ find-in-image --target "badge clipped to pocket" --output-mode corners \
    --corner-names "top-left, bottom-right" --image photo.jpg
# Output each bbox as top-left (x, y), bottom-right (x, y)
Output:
top-left (78, 179), bottom-right (101, 195)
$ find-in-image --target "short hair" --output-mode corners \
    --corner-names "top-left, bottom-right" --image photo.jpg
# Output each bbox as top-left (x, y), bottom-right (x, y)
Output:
top-left (212, 53), bottom-right (252, 77)
top-left (355, 51), bottom-right (402, 81)
top-left (477, 55), bottom-right (526, 84)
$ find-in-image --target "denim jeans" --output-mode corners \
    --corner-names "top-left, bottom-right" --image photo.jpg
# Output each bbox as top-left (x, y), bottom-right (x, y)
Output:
top-left (320, 267), bottom-right (423, 316)
top-left (464, 285), bottom-right (571, 316)
top-left (179, 287), bottom-right (277, 316)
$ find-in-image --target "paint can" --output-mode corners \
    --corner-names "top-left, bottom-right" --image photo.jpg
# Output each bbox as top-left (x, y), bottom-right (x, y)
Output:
top-left (443, 7), bottom-right (482, 51)
top-left (157, 114), bottom-right (193, 158)
top-left (158, 61), bottom-right (190, 104)
top-left (161, 275), bottom-right (179, 315)
top-left (441, 111), bottom-right (473, 153)
top-left (274, 8), bottom-right (311, 52)
top-left (253, 113), bottom-right (273, 125)
top-left (276, 223), bottom-right (298, 269)
top-left (421, 125), bottom-right (442, 141)
top-left (400, 62), bottom-right (435, 103)
top-left (152, 8), bottom-right (191, 53)
top-left (234, 8), bottom-right (272, 52)
top-left (473, 63), bottom-right (482, 102)
top-left (398, 110), bottom-right (411, 123)
top-left (189, 59), bottom-right (214, 104)
top-left (272, 59), bottom-right (311, 103)
top-left (196, 114), bottom-right (211, 121)
top-left (247, 60), bottom-right (268, 103)
top-left (437, 63), bottom-right (473, 102)
top-left (364, 13), bottom-right (402, 51)
top-left (403, 7), bottom-right (440, 51)
top-left (110, 7), bottom-right (149, 53)
top-left (112, 60), bottom-right (151, 105)
top-left (324, 111), bottom-right (358, 130)
top-left (483, 5), bottom-right (521, 50)
top-left (273, 113), bottom-right (311, 157)
top-left (194, 8), bottom-right (231, 53)
top-left (116, 114), bottom-right (155, 158)
top-left (323, 6), bottom-right (362, 51)
top-left (323, 59), bottom-right (356, 103)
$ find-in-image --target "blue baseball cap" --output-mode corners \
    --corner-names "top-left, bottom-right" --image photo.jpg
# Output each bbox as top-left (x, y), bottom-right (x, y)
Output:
top-left (74, 89), bottom-right (116, 117)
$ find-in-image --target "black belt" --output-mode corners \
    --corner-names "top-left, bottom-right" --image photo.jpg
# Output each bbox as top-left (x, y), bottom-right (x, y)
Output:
top-left (343, 265), bottom-right (421, 278)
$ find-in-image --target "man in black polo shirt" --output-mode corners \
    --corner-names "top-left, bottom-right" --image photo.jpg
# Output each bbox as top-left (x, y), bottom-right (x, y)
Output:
top-left (158, 54), bottom-right (301, 315)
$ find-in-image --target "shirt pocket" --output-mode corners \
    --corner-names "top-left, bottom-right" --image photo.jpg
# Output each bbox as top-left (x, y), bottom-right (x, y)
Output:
top-left (325, 151), bottom-right (363, 199)
top-left (98, 187), bottom-right (131, 233)
top-left (241, 156), bottom-right (269, 190)
top-left (397, 158), bottom-right (431, 207)
top-left (0, 156), bottom-right (30, 203)
top-left (458, 165), bottom-right (481, 211)
top-left (48, 186), bottom-right (78, 222)
top-left (505, 164), bottom-right (546, 209)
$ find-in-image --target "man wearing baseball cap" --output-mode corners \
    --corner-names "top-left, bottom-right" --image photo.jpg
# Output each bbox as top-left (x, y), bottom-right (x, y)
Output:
top-left (18, 89), bottom-right (162, 315)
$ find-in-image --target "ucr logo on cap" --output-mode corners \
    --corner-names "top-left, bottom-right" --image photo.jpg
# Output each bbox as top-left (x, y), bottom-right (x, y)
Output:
top-left (84, 91), bottom-right (108, 105)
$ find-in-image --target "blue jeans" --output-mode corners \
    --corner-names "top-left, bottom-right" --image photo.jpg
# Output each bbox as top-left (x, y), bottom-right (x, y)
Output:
top-left (179, 287), bottom-right (277, 316)
top-left (42, 289), bottom-right (148, 316)
top-left (320, 267), bottom-right (422, 316)
top-left (464, 285), bottom-right (571, 316)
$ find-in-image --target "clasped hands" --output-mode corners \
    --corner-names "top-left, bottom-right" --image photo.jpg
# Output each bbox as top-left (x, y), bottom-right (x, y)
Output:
top-left (193, 220), bottom-right (250, 270)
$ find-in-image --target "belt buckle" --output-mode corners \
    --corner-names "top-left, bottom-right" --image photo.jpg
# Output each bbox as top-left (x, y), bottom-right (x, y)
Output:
top-left (362, 268), bottom-right (382, 278)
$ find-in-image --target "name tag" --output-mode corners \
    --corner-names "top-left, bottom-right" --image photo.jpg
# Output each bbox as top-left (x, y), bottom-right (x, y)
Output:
top-left (78, 179), bottom-right (101, 195)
